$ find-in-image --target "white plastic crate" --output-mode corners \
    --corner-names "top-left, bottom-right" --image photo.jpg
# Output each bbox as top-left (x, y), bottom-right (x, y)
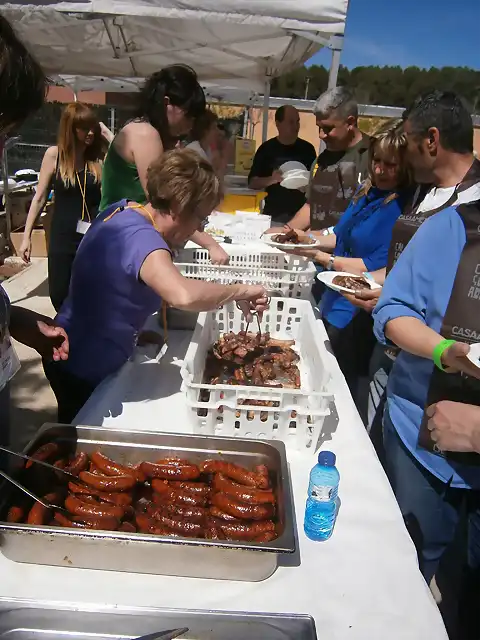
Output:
top-left (180, 298), bottom-right (332, 450)
top-left (175, 247), bottom-right (316, 299)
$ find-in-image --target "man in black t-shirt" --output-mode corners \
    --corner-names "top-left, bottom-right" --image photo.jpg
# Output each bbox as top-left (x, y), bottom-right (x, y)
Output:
top-left (248, 105), bottom-right (317, 225)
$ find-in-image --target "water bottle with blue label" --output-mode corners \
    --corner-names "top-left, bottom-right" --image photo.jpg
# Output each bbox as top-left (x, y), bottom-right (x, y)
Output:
top-left (304, 451), bottom-right (340, 541)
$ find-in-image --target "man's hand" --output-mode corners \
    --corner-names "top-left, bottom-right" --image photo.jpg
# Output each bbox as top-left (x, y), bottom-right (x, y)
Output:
top-left (37, 321), bottom-right (69, 361)
top-left (270, 169), bottom-right (283, 185)
top-left (441, 341), bottom-right (480, 379)
top-left (426, 401), bottom-right (480, 453)
top-left (208, 243), bottom-right (229, 265)
top-left (341, 286), bottom-right (382, 313)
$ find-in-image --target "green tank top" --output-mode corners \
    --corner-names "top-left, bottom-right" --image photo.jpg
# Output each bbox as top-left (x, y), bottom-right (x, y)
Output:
top-left (100, 142), bottom-right (147, 211)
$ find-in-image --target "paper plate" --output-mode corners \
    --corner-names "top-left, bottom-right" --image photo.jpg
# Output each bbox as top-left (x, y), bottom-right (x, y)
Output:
top-left (262, 232), bottom-right (322, 249)
top-left (466, 342), bottom-right (480, 369)
top-left (317, 270), bottom-right (382, 294)
top-left (279, 161), bottom-right (308, 173)
top-left (280, 171), bottom-right (309, 189)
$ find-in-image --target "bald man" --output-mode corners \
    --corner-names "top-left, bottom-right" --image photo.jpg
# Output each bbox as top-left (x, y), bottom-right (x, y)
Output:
top-left (248, 105), bottom-right (316, 226)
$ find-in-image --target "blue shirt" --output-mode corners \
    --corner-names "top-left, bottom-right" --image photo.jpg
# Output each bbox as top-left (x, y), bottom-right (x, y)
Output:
top-left (373, 205), bottom-right (480, 489)
top-left (321, 188), bottom-right (404, 328)
top-left (56, 200), bottom-right (171, 386)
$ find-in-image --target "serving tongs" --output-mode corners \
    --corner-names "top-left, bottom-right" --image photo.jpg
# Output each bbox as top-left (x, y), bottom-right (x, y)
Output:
top-left (236, 291), bottom-right (276, 338)
top-left (135, 629), bottom-right (189, 640)
top-left (0, 468), bottom-right (69, 514)
top-left (0, 445), bottom-right (93, 513)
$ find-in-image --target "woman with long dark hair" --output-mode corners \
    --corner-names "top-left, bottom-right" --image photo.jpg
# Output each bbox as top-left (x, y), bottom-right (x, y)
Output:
top-left (100, 65), bottom-right (229, 264)
top-left (21, 103), bottom-right (105, 310)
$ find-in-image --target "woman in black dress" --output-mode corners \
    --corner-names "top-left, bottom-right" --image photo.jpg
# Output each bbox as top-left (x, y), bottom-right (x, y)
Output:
top-left (21, 103), bottom-right (104, 311)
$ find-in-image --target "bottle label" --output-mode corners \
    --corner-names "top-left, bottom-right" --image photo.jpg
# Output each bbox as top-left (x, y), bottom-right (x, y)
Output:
top-left (311, 484), bottom-right (334, 502)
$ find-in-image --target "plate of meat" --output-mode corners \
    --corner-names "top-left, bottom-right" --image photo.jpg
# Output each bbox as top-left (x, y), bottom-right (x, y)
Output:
top-left (317, 270), bottom-right (382, 294)
top-left (466, 343), bottom-right (480, 369)
top-left (262, 229), bottom-right (322, 249)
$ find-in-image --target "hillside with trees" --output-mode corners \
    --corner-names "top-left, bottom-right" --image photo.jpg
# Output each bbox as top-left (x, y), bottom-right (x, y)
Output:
top-left (272, 65), bottom-right (480, 111)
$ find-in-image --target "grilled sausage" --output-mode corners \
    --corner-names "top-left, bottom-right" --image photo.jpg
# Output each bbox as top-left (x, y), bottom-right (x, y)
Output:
top-left (78, 470), bottom-right (136, 493)
top-left (156, 514), bottom-right (203, 537)
top-left (65, 493), bottom-right (124, 519)
top-left (6, 505), bottom-right (25, 523)
top-left (211, 492), bottom-right (275, 521)
top-left (141, 461), bottom-right (200, 481)
top-left (151, 480), bottom-right (207, 506)
top-left (67, 482), bottom-right (133, 506)
top-left (148, 503), bottom-right (206, 523)
top-left (26, 442), bottom-right (60, 468)
top-left (208, 506), bottom-right (241, 522)
top-left (90, 451), bottom-right (146, 482)
top-left (218, 519), bottom-right (276, 540)
top-left (26, 492), bottom-right (61, 525)
top-left (64, 452), bottom-right (89, 476)
top-left (212, 473), bottom-right (275, 504)
top-left (168, 481), bottom-right (210, 495)
top-left (199, 460), bottom-right (267, 488)
top-left (53, 511), bottom-right (119, 530)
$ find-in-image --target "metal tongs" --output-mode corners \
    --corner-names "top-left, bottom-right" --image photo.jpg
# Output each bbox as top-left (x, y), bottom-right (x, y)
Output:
top-left (135, 629), bottom-right (189, 640)
top-left (236, 292), bottom-right (274, 338)
top-left (0, 445), bottom-right (92, 513)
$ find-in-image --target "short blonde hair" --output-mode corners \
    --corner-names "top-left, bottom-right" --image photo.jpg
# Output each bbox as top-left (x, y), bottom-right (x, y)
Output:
top-left (147, 148), bottom-right (222, 217)
top-left (354, 128), bottom-right (412, 203)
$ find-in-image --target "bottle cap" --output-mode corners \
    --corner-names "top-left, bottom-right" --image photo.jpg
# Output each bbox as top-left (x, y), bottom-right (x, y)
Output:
top-left (318, 451), bottom-right (336, 467)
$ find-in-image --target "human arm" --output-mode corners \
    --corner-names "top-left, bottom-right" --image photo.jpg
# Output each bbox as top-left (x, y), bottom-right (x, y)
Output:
top-left (426, 401), bottom-right (480, 453)
top-left (248, 143), bottom-right (282, 190)
top-left (99, 122), bottom-right (114, 145)
top-left (9, 305), bottom-right (68, 361)
top-left (140, 249), bottom-right (267, 318)
top-left (190, 231), bottom-right (229, 265)
top-left (20, 146), bottom-right (57, 263)
top-left (284, 202), bottom-right (310, 231)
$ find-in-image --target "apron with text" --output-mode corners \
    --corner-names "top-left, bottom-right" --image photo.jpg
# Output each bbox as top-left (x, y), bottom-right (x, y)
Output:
top-left (384, 160), bottom-right (480, 361)
top-left (418, 201), bottom-right (480, 466)
top-left (309, 148), bottom-right (369, 231)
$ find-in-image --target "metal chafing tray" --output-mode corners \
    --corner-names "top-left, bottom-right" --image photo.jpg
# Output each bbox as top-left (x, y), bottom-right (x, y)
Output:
top-left (0, 599), bottom-right (317, 640)
top-left (0, 424), bottom-right (295, 581)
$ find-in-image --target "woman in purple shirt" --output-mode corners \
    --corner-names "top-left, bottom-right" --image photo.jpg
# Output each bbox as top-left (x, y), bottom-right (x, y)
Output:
top-left (44, 149), bottom-right (268, 422)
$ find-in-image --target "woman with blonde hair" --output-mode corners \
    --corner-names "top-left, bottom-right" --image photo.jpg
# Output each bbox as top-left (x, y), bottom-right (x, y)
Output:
top-left (44, 148), bottom-right (268, 422)
top-left (20, 102), bottom-right (106, 310)
top-left (286, 129), bottom-right (412, 401)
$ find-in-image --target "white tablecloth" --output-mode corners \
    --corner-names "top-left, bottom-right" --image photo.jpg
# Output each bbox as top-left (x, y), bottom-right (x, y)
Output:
top-left (0, 328), bottom-right (448, 639)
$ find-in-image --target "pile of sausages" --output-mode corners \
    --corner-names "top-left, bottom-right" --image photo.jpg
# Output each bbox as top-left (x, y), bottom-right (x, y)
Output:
top-left (4, 443), bottom-right (278, 543)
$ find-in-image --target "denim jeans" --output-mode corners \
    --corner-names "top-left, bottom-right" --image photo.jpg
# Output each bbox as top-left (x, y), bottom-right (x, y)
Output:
top-left (383, 408), bottom-right (480, 638)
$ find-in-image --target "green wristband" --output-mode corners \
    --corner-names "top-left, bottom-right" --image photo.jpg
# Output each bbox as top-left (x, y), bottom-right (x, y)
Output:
top-left (432, 339), bottom-right (456, 371)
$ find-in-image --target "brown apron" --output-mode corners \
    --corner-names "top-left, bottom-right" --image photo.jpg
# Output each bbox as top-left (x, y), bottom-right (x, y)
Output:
top-left (384, 160), bottom-right (480, 362)
top-left (387, 159), bottom-right (480, 273)
top-left (417, 201), bottom-right (480, 465)
top-left (309, 139), bottom-right (370, 231)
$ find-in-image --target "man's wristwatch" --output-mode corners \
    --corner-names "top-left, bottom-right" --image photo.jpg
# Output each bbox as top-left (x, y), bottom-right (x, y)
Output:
top-left (327, 255), bottom-right (335, 271)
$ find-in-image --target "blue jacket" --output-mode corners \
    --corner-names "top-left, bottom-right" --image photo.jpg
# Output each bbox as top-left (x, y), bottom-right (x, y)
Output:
top-left (373, 205), bottom-right (480, 489)
top-left (320, 188), bottom-right (404, 329)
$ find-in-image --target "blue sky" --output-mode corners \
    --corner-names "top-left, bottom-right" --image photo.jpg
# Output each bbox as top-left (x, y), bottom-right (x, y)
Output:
top-left (308, 0), bottom-right (480, 70)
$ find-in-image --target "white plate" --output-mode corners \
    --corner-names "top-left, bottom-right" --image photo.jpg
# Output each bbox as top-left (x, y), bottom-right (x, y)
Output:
top-left (317, 270), bottom-right (382, 294)
top-left (280, 172), bottom-right (309, 189)
top-left (262, 232), bottom-right (322, 249)
top-left (279, 161), bottom-right (308, 173)
top-left (466, 343), bottom-right (480, 369)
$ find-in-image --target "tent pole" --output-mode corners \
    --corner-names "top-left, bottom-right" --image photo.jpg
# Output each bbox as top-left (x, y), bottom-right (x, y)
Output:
top-left (328, 34), bottom-right (343, 89)
top-left (262, 76), bottom-right (271, 143)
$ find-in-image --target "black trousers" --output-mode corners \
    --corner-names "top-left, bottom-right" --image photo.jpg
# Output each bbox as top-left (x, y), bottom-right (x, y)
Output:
top-left (43, 360), bottom-right (96, 424)
top-left (323, 311), bottom-right (377, 414)
top-left (48, 250), bottom-right (76, 312)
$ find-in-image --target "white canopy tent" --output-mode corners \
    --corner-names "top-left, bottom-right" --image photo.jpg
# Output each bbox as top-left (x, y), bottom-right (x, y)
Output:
top-left (3, 1), bottom-right (349, 139)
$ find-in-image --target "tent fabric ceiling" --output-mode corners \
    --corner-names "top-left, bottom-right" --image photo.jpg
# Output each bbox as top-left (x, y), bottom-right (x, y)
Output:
top-left (2, 1), bottom-right (348, 88)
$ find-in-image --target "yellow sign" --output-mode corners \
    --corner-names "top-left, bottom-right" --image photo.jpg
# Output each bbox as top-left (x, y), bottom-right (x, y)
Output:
top-left (234, 137), bottom-right (256, 175)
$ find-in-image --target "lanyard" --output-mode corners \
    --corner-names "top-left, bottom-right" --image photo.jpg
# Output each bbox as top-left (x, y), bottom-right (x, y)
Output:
top-left (76, 165), bottom-right (91, 222)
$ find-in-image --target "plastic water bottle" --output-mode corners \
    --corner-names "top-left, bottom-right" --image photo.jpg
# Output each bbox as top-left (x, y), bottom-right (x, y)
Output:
top-left (304, 451), bottom-right (340, 541)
